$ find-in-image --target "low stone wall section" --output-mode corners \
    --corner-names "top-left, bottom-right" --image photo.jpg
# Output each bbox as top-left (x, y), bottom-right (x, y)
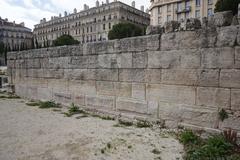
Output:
top-left (7, 25), bottom-right (240, 132)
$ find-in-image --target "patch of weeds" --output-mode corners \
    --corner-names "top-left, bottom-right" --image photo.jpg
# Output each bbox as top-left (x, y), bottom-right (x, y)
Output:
top-left (152, 148), bottom-right (161, 155)
top-left (179, 130), bottom-right (238, 160)
top-left (179, 130), bottom-right (201, 146)
top-left (75, 114), bottom-right (88, 119)
top-left (39, 101), bottom-right (60, 109)
top-left (101, 148), bottom-right (105, 154)
top-left (107, 142), bottom-right (112, 149)
top-left (117, 119), bottom-right (133, 127)
top-left (52, 109), bottom-right (62, 112)
top-left (26, 101), bottom-right (40, 106)
top-left (101, 116), bottom-right (115, 121)
top-left (0, 93), bottom-right (21, 99)
top-left (64, 103), bottom-right (86, 117)
top-left (219, 108), bottom-right (228, 121)
top-left (128, 145), bottom-right (132, 149)
top-left (136, 120), bottom-right (153, 128)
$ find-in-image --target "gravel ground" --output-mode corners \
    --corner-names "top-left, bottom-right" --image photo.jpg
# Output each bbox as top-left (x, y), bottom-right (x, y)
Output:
top-left (0, 97), bottom-right (184, 160)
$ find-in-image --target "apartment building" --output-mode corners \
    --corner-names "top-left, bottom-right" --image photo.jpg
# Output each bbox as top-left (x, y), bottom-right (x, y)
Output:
top-left (33, 0), bottom-right (150, 47)
top-left (150, 0), bottom-right (217, 26)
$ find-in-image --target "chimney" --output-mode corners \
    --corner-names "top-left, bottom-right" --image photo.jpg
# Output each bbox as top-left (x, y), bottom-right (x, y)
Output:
top-left (132, 1), bottom-right (135, 8)
top-left (64, 11), bottom-right (67, 17)
top-left (96, 0), bottom-right (100, 7)
top-left (106, 0), bottom-right (109, 4)
top-left (141, 6), bottom-right (144, 12)
top-left (74, 8), bottom-right (77, 14)
top-left (84, 4), bottom-right (88, 10)
top-left (43, 18), bottom-right (46, 22)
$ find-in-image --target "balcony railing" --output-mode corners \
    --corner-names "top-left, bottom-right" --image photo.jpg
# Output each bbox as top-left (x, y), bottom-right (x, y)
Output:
top-left (175, 6), bottom-right (191, 14)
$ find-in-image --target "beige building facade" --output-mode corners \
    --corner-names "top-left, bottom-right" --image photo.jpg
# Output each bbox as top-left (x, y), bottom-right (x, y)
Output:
top-left (150, 0), bottom-right (217, 26)
top-left (33, 0), bottom-right (150, 47)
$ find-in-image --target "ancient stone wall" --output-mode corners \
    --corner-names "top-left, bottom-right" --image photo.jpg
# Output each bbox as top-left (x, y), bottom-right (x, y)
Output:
top-left (7, 24), bottom-right (240, 133)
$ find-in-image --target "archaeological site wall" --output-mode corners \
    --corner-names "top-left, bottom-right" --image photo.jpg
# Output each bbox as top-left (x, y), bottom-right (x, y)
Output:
top-left (7, 24), bottom-right (240, 133)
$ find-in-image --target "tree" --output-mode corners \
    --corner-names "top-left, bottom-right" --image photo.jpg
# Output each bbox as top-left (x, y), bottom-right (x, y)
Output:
top-left (215, 0), bottom-right (240, 15)
top-left (108, 23), bottom-right (145, 40)
top-left (53, 35), bottom-right (79, 46)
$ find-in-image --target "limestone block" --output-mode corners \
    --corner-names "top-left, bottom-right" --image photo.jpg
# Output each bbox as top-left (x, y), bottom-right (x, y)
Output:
top-left (15, 59), bottom-right (26, 69)
top-left (161, 31), bottom-right (203, 50)
top-left (145, 69), bottom-right (161, 83)
top-left (158, 102), bottom-right (218, 128)
top-left (147, 84), bottom-right (196, 105)
top-left (27, 78), bottom-right (48, 88)
top-left (219, 114), bottom-right (240, 131)
top-left (98, 54), bottom-right (117, 68)
top-left (119, 35), bottom-right (160, 52)
top-left (7, 60), bottom-right (15, 69)
top-left (116, 53), bottom-right (132, 68)
top-left (235, 47), bottom-right (240, 68)
top-left (53, 92), bottom-right (72, 105)
top-left (116, 98), bottom-right (148, 114)
top-left (180, 49), bottom-right (201, 69)
top-left (96, 81), bottom-right (118, 96)
top-left (196, 87), bottom-right (230, 109)
top-left (85, 40), bottom-right (120, 55)
top-left (164, 21), bottom-right (180, 33)
top-left (220, 69), bottom-right (240, 88)
top-left (68, 80), bottom-right (96, 95)
top-left (42, 57), bottom-right (70, 69)
top-left (26, 59), bottom-right (40, 69)
top-left (231, 89), bottom-right (240, 110)
top-left (198, 69), bottom-right (219, 87)
top-left (213, 11), bottom-right (233, 27)
top-left (43, 69), bottom-right (64, 79)
top-left (201, 47), bottom-right (235, 69)
top-left (132, 52), bottom-right (147, 68)
top-left (115, 82), bottom-right (132, 98)
top-left (48, 79), bottom-right (68, 92)
top-left (27, 69), bottom-right (44, 78)
top-left (216, 26), bottom-right (239, 47)
top-left (132, 83), bottom-right (146, 100)
top-left (147, 101), bottom-right (159, 118)
top-left (146, 25), bottom-right (163, 35)
top-left (87, 55), bottom-right (98, 69)
top-left (27, 87), bottom-right (38, 100)
top-left (70, 56), bottom-right (89, 69)
top-left (15, 85), bottom-right (28, 98)
top-left (64, 69), bottom-right (96, 80)
top-left (96, 69), bottom-right (118, 81)
top-left (37, 87), bottom-right (53, 101)
top-left (119, 69), bottom-right (145, 82)
top-left (148, 50), bottom-right (180, 69)
top-left (73, 94), bottom-right (85, 106)
top-left (85, 95), bottom-right (115, 110)
top-left (161, 69), bottom-right (198, 86)
top-left (68, 45), bottom-right (83, 56)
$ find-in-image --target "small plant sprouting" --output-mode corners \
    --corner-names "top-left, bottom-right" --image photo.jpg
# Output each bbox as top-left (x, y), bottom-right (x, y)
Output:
top-left (26, 101), bottom-right (40, 106)
top-left (179, 130), bottom-right (201, 146)
top-left (219, 109), bottom-right (228, 122)
top-left (151, 148), bottom-right (161, 155)
top-left (39, 101), bottom-right (60, 109)
top-left (107, 142), bottom-right (111, 149)
top-left (136, 120), bottom-right (153, 128)
top-left (64, 103), bottom-right (86, 117)
top-left (118, 119), bottom-right (133, 127)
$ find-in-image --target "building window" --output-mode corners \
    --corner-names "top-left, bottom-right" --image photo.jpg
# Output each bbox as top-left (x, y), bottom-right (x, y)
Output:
top-left (103, 24), bottom-right (105, 30)
top-left (185, 0), bottom-right (190, 9)
top-left (195, 10), bottom-right (200, 18)
top-left (167, 4), bottom-right (171, 12)
top-left (208, 0), bottom-right (213, 5)
top-left (208, 8), bottom-right (213, 17)
top-left (158, 16), bottom-right (162, 25)
top-left (177, 14), bottom-right (181, 21)
top-left (158, 6), bottom-right (162, 14)
top-left (196, 0), bottom-right (200, 7)
top-left (177, 2), bottom-right (182, 12)
top-left (167, 15), bottom-right (171, 22)
top-left (109, 23), bottom-right (111, 29)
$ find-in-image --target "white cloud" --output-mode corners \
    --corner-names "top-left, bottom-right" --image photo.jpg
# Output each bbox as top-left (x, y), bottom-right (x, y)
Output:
top-left (0, 0), bottom-right (150, 30)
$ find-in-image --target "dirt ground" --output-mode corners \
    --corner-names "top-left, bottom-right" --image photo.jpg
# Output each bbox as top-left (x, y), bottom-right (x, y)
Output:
top-left (0, 97), bottom-right (184, 160)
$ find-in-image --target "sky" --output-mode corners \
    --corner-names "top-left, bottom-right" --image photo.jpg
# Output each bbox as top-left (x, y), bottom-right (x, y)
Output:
top-left (0, 0), bottom-right (150, 30)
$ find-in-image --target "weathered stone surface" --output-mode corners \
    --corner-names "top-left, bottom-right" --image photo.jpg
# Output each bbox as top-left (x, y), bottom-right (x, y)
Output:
top-left (69, 80), bottom-right (96, 95)
top-left (64, 69), bottom-right (96, 80)
top-left (148, 50), bottom-right (180, 69)
top-left (185, 18), bottom-right (201, 31)
top-left (132, 52), bottom-right (147, 68)
top-left (164, 21), bottom-right (180, 33)
top-left (196, 87), bottom-right (230, 109)
top-left (161, 69), bottom-right (198, 86)
top-left (145, 69), bottom-right (161, 83)
top-left (96, 69), bottom-right (118, 81)
top-left (132, 83), bottom-right (146, 100)
top-left (116, 98), bottom-right (148, 114)
top-left (213, 11), bottom-right (233, 27)
top-left (198, 69), bottom-right (219, 87)
top-left (201, 47), bottom-right (234, 69)
top-left (220, 69), bottom-right (240, 88)
top-left (53, 92), bottom-right (72, 105)
top-left (43, 69), bottom-right (64, 79)
top-left (85, 95), bottom-right (115, 110)
top-left (96, 81), bottom-right (118, 96)
top-left (158, 102), bottom-right (218, 128)
top-left (147, 101), bottom-right (158, 118)
top-left (179, 49), bottom-right (201, 69)
top-left (73, 94), bottom-right (85, 106)
top-left (231, 89), bottom-right (240, 110)
top-left (115, 82), bottom-right (132, 98)
top-left (219, 114), bottom-right (240, 131)
top-left (146, 25), bottom-right (163, 35)
top-left (216, 26), bottom-right (238, 47)
top-left (146, 84), bottom-right (196, 105)
top-left (119, 69), bottom-right (145, 82)
top-left (37, 87), bottom-right (53, 101)
top-left (48, 79), bottom-right (68, 92)
top-left (98, 54), bottom-right (117, 68)
top-left (235, 47), bottom-right (240, 68)
top-left (116, 53), bottom-right (132, 68)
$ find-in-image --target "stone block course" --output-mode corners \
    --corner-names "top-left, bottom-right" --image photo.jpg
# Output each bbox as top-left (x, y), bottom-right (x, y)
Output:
top-left (231, 89), bottom-right (240, 110)
top-left (220, 69), bottom-right (240, 88)
top-left (216, 26), bottom-right (239, 47)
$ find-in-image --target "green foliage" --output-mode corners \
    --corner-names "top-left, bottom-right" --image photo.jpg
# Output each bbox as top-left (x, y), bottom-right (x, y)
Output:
top-left (215, 0), bottom-right (240, 15)
top-left (64, 103), bottom-right (86, 117)
top-left (136, 120), bottom-right (153, 128)
top-left (39, 101), bottom-right (60, 109)
top-left (53, 35), bottom-right (79, 46)
top-left (26, 101), bottom-right (40, 106)
top-left (108, 23), bottom-right (144, 40)
top-left (219, 108), bottom-right (228, 121)
top-left (115, 119), bottom-right (133, 127)
top-left (179, 130), bottom-right (201, 146)
top-left (151, 148), bottom-right (161, 155)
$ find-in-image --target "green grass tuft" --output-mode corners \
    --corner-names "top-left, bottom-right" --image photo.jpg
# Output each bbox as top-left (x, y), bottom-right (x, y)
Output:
top-left (136, 120), bottom-right (153, 128)
top-left (39, 101), bottom-right (60, 109)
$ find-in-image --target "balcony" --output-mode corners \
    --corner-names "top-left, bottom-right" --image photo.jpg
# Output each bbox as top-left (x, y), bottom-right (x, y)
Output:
top-left (175, 6), bottom-right (191, 14)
